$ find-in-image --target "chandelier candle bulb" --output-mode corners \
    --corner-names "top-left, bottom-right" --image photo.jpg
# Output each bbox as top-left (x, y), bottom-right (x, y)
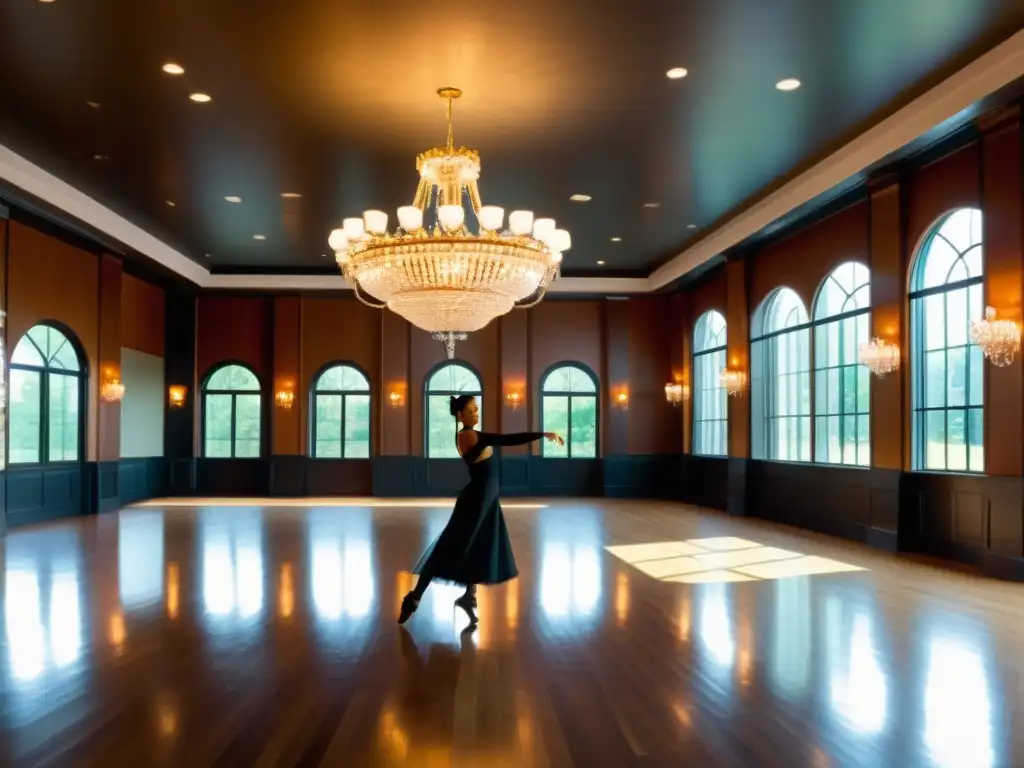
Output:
top-left (549, 229), bottom-right (571, 253)
top-left (343, 217), bottom-right (365, 239)
top-left (397, 206), bottom-right (423, 232)
top-left (478, 206), bottom-right (504, 232)
top-left (364, 210), bottom-right (388, 235)
top-left (533, 218), bottom-right (556, 241)
top-left (438, 204), bottom-right (465, 231)
top-left (508, 210), bottom-right (534, 236)
top-left (328, 229), bottom-right (348, 252)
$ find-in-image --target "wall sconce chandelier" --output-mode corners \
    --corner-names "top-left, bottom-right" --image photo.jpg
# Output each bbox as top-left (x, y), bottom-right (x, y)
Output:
top-left (859, 338), bottom-right (901, 377)
top-left (505, 390), bottom-right (523, 410)
top-left (101, 378), bottom-right (126, 403)
top-left (168, 385), bottom-right (187, 409)
top-left (719, 368), bottom-right (746, 397)
top-left (613, 388), bottom-right (629, 409)
top-left (275, 390), bottom-right (295, 410)
top-left (388, 390), bottom-right (404, 408)
top-left (664, 382), bottom-right (688, 406)
top-left (970, 306), bottom-right (1021, 367)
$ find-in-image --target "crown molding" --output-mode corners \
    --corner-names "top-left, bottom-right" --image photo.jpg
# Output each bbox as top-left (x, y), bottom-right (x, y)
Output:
top-left (1, 28), bottom-right (1022, 296)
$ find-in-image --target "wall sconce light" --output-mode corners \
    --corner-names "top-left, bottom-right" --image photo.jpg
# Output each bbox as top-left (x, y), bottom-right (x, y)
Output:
top-left (505, 391), bottom-right (523, 410)
top-left (387, 382), bottom-right (407, 407)
top-left (664, 382), bottom-right (689, 405)
top-left (719, 368), bottom-right (746, 397)
top-left (970, 306), bottom-right (1020, 367)
top-left (168, 385), bottom-right (187, 409)
top-left (275, 390), bottom-right (295, 409)
top-left (504, 381), bottom-right (525, 411)
top-left (613, 387), bottom-right (629, 409)
top-left (101, 367), bottom-right (125, 403)
top-left (858, 338), bottom-right (901, 377)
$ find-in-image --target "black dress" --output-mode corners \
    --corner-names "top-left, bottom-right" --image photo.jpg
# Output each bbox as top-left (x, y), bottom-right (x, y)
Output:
top-left (412, 430), bottom-right (544, 586)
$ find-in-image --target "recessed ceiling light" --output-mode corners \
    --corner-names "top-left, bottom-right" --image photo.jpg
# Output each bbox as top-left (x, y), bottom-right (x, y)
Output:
top-left (642, 202), bottom-right (660, 208)
top-left (597, 260), bottom-right (606, 265)
top-left (610, 237), bottom-right (622, 242)
top-left (93, 154), bottom-right (108, 161)
top-left (38, 0), bottom-right (56, 4)
top-left (162, 62), bottom-right (185, 76)
top-left (224, 196), bottom-right (242, 203)
top-left (666, 68), bottom-right (688, 80)
top-left (253, 234), bottom-right (266, 241)
top-left (166, 200), bottom-right (176, 207)
top-left (569, 194), bottom-right (592, 202)
top-left (776, 78), bottom-right (801, 91)
top-left (86, 100), bottom-right (101, 109)
top-left (189, 92), bottom-right (212, 103)
top-left (686, 223), bottom-right (697, 229)
top-left (281, 192), bottom-right (302, 199)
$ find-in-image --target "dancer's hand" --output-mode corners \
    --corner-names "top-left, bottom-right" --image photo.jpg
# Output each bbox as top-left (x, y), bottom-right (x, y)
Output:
top-left (544, 432), bottom-right (565, 446)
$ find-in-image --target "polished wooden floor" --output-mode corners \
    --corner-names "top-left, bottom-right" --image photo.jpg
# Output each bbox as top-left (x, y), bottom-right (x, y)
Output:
top-left (0, 497), bottom-right (1019, 767)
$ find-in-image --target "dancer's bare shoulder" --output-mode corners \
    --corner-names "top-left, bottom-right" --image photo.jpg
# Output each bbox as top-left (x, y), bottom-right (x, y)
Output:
top-left (456, 430), bottom-right (478, 456)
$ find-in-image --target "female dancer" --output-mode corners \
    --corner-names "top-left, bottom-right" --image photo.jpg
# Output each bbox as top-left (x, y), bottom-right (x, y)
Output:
top-left (398, 393), bottom-right (563, 625)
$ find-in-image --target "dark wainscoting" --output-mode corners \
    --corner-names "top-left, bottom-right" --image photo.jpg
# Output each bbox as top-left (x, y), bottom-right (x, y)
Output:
top-left (603, 455), bottom-right (681, 499)
top-left (90, 461), bottom-right (120, 514)
top-left (6, 463), bottom-right (85, 528)
top-left (678, 455), bottom-right (729, 510)
top-left (269, 457), bottom-right (374, 496)
top-left (742, 460), bottom-right (901, 551)
top-left (901, 472), bottom-right (1024, 581)
top-left (195, 458), bottom-right (270, 496)
top-left (118, 457), bottom-right (167, 506)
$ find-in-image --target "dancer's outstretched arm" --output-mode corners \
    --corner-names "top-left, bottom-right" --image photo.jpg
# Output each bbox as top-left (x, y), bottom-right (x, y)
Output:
top-left (460, 430), bottom-right (564, 450)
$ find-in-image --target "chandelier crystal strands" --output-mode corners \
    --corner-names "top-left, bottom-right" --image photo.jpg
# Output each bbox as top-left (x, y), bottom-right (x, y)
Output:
top-left (858, 338), bottom-right (901, 377)
top-left (328, 88), bottom-right (569, 359)
top-left (970, 306), bottom-right (1021, 367)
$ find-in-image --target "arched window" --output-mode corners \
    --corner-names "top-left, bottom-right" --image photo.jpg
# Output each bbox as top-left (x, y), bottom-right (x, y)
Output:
top-left (425, 362), bottom-right (482, 458)
top-left (910, 208), bottom-right (984, 472)
top-left (812, 262), bottom-right (871, 465)
top-left (751, 288), bottom-right (811, 462)
top-left (8, 324), bottom-right (85, 464)
top-left (692, 311), bottom-right (728, 456)
top-left (311, 363), bottom-right (371, 458)
top-left (202, 364), bottom-right (262, 458)
top-left (541, 363), bottom-right (598, 458)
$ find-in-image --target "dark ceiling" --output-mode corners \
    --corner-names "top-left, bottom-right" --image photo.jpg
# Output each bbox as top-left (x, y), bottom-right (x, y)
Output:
top-left (0, 1), bottom-right (1021, 278)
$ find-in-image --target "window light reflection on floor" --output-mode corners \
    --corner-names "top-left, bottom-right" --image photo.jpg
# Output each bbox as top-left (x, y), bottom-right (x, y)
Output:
top-left (605, 537), bottom-right (865, 584)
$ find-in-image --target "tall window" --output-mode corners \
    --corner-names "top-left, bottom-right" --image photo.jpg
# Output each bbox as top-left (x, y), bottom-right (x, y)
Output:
top-left (425, 362), bottom-right (482, 458)
top-left (692, 310), bottom-right (728, 456)
top-left (812, 262), bottom-right (871, 465)
top-left (910, 207), bottom-right (984, 472)
top-left (8, 324), bottom-right (84, 464)
top-left (203, 364), bottom-right (262, 458)
top-left (311, 363), bottom-right (371, 458)
top-left (751, 288), bottom-right (811, 462)
top-left (541, 364), bottom-right (598, 458)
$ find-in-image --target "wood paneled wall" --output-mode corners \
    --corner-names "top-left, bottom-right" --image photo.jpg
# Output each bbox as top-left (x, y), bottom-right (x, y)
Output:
top-left (194, 295), bottom-right (679, 458)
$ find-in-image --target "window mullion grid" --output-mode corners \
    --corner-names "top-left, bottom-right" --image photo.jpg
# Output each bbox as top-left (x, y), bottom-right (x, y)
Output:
top-left (41, 369), bottom-right (49, 464)
top-left (230, 393), bottom-right (238, 459)
top-left (567, 394), bottom-right (574, 458)
top-left (340, 393), bottom-right (348, 458)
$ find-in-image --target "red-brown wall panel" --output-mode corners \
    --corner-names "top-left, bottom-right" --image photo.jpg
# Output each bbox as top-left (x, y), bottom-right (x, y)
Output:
top-left (121, 273), bottom-right (165, 357)
top-left (196, 296), bottom-right (273, 383)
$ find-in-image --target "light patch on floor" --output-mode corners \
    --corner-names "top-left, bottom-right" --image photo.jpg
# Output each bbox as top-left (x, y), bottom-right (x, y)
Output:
top-left (605, 537), bottom-right (865, 584)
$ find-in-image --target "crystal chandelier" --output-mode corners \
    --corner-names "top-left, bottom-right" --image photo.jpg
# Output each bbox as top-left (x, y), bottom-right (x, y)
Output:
top-left (328, 88), bottom-right (568, 357)
top-left (100, 378), bottom-right (125, 403)
top-left (858, 338), bottom-right (901, 377)
top-left (664, 382), bottom-right (685, 405)
top-left (970, 306), bottom-right (1021, 367)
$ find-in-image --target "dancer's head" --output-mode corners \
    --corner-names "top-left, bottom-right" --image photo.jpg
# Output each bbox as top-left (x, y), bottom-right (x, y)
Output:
top-left (450, 394), bottom-right (478, 429)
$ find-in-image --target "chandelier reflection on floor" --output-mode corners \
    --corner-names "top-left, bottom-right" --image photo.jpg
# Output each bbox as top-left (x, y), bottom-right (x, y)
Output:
top-left (328, 88), bottom-right (569, 358)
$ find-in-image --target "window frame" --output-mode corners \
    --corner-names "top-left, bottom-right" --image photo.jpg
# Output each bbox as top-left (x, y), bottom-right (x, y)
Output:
top-left (692, 310), bottom-right (728, 457)
top-left (909, 208), bottom-right (985, 474)
top-left (539, 361), bottom-right (600, 459)
top-left (309, 361), bottom-right (372, 459)
top-left (7, 323), bottom-right (87, 467)
top-left (200, 362), bottom-right (264, 459)
top-left (751, 287), bottom-right (812, 463)
top-left (423, 360), bottom-right (483, 458)
top-left (810, 261), bottom-right (872, 467)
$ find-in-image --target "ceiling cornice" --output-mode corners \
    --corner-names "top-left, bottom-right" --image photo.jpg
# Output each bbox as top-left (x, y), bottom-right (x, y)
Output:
top-left (1, 28), bottom-right (1022, 295)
